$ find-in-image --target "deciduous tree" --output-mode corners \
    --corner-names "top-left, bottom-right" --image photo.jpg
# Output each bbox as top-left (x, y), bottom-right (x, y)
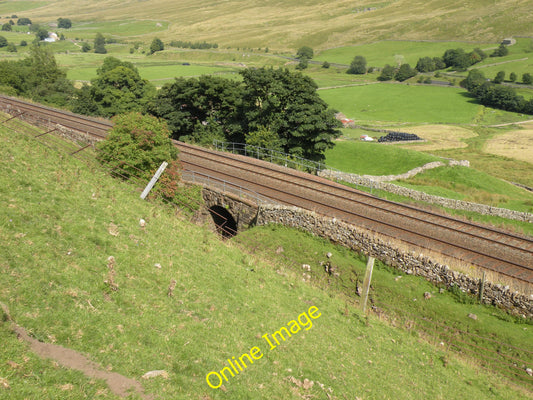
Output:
top-left (296, 46), bottom-right (314, 60)
top-left (394, 63), bottom-right (417, 82)
top-left (147, 75), bottom-right (243, 144)
top-left (493, 71), bottom-right (505, 84)
top-left (57, 18), bottom-right (72, 29)
top-left (17, 17), bottom-right (32, 26)
top-left (377, 64), bottom-right (395, 81)
top-left (149, 37), bottom-right (164, 54)
top-left (94, 32), bottom-right (107, 54)
top-left (71, 57), bottom-right (155, 117)
top-left (347, 55), bottom-right (367, 74)
top-left (241, 67), bottom-right (341, 161)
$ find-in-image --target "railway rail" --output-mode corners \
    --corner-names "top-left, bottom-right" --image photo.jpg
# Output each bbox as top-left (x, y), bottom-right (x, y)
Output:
top-left (1, 94), bottom-right (532, 287)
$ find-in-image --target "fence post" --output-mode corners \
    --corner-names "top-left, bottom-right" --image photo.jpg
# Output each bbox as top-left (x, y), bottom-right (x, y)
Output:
top-left (140, 162), bottom-right (168, 200)
top-left (361, 256), bottom-right (375, 314)
top-left (479, 271), bottom-right (486, 303)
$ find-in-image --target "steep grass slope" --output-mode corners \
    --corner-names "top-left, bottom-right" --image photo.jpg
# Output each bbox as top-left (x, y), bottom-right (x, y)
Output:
top-left (1, 121), bottom-right (531, 398)
top-left (9, 0), bottom-right (533, 49)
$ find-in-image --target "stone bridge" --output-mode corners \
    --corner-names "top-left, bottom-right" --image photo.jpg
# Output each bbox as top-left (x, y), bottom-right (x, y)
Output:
top-left (201, 187), bottom-right (259, 238)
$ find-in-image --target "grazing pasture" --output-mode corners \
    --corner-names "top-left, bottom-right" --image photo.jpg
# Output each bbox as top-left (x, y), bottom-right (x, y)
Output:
top-left (319, 83), bottom-right (482, 124)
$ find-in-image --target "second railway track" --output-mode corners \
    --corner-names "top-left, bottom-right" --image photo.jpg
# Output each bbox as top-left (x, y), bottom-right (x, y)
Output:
top-left (1, 94), bottom-right (532, 286)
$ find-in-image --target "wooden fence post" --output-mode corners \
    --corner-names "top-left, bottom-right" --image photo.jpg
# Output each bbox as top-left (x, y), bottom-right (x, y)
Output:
top-left (361, 256), bottom-right (375, 314)
top-left (479, 271), bottom-right (486, 303)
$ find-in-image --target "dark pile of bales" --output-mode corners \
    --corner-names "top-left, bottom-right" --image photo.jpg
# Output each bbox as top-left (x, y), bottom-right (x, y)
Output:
top-left (378, 132), bottom-right (422, 142)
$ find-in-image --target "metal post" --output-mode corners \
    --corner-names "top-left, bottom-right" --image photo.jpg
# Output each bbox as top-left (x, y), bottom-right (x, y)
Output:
top-left (140, 162), bottom-right (168, 199)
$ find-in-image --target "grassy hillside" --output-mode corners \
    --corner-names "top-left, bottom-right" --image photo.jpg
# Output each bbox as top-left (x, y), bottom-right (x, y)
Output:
top-left (3, 0), bottom-right (533, 49)
top-left (1, 117), bottom-right (532, 398)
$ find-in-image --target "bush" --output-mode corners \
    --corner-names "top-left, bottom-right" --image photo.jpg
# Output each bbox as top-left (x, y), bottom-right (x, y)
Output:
top-left (81, 42), bottom-right (91, 52)
top-left (57, 18), bottom-right (72, 29)
top-left (490, 44), bottom-right (509, 57)
top-left (295, 57), bottom-right (308, 70)
top-left (493, 71), bottom-right (505, 84)
top-left (149, 37), bottom-right (164, 55)
top-left (17, 17), bottom-right (32, 26)
top-left (347, 55), bottom-right (367, 74)
top-left (96, 112), bottom-right (178, 181)
top-left (296, 46), bottom-right (314, 60)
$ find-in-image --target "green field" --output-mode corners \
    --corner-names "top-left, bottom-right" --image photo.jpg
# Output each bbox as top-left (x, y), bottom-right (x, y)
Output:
top-left (325, 139), bottom-right (441, 175)
top-left (319, 83), bottom-right (483, 124)
top-left (1, 122), bottom-right (531, 399)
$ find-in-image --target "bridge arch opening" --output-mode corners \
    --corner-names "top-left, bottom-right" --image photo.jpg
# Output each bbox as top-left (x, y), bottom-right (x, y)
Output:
top-left (208, 205), bottom-right (238, 238)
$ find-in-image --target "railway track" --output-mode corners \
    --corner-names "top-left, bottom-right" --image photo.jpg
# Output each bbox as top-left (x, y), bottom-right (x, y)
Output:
top-left (1, 94), bottom-right (532, 286)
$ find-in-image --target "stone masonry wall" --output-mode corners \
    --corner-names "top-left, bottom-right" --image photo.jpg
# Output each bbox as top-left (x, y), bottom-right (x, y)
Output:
top-left (256, 205), bottom-right (533, 318)
top-left (319, 169), bottom-right (533, 223)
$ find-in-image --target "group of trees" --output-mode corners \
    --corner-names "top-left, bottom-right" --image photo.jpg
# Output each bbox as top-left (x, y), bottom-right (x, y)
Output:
top-left (378, 63), bottom-right (417, 82)
top-left (148, 67), bottom-right (341, 161)
top-left (347, 44), bottom-right (510, 83)
top-left (0, 45), bottom-right (74, 105)
top-left (461, 70), bottom-right (533, 115)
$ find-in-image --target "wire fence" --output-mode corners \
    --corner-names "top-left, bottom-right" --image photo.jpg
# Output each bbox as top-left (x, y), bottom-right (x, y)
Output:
top-left (213, 140), bottom-right (338, 175)
top-left (181, 170), bottom-right (279, 206)
top-left (0, 113), bottom-right (236, 238)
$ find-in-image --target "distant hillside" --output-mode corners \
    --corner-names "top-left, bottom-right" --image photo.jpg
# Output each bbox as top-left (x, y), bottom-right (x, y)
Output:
top-left (12, 0), bottom-right (533, 50)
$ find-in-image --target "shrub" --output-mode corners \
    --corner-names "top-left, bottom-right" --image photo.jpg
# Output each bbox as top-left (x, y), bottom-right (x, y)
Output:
top-left (347, 55), bottom-right (367, 74)
top-left (296, 46), bottom-right (314, 60)
top-left (96, 112), bottom-right (178, 181)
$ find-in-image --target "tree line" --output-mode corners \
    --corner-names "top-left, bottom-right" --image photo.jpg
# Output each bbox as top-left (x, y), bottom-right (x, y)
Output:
top-left (461, 69), bottom-right (533, 114)
top-left (0, 48), bottom-right (341, 162)
top-left (342, 44), bottom-right (513, 82)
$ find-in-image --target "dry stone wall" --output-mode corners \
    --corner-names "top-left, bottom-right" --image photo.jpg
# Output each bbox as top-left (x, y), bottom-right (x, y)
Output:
top-left (256, 205), bottom-right (533, 318)
top-left (319, 169), bottom-right (533, 223)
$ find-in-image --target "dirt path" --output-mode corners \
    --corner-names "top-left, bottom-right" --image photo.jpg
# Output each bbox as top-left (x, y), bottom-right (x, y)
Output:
top-left (1, 303), bottom-right (152, 399)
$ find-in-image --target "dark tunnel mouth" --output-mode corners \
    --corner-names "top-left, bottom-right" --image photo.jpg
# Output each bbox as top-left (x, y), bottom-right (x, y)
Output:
top-left (208, 205), bottom-right (237, 238)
